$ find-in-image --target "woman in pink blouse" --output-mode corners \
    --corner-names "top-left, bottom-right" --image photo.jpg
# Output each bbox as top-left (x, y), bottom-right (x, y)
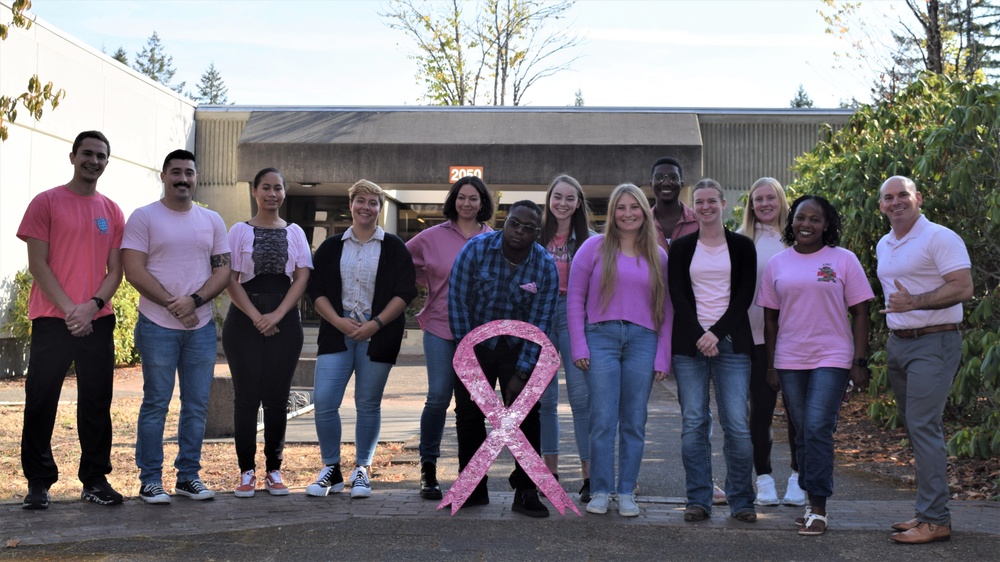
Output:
top-left (223, 167), bottom-right (313, 498)
top-left (405, 176), bottom-right (494, 500)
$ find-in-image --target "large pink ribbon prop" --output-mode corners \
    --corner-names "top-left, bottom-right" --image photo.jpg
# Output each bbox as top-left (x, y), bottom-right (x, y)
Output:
top-left (438, 319), bottom-right (581, 516)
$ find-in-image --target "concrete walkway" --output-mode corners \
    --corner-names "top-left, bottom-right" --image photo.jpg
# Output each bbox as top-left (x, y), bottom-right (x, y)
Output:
top-left (1, 357), bottom-right (998, 559)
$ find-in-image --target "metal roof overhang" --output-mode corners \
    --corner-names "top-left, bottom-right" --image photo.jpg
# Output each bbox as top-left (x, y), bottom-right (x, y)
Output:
top-left (236, 108), bottom-right (704, 194)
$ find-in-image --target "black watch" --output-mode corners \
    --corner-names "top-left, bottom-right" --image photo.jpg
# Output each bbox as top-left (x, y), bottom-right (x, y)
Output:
top-left (90, 296), bottom-right (105, 310)
top-left (852, 357), bottom-right (869, 368)
top-left (514, 370), bottom-right (530, 381)
top-left (190, 293), bottom-right (205, 308)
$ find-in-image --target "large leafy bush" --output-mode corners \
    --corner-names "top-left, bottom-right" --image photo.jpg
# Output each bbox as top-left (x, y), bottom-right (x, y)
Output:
top-left (790, 74), bottom-right (1000, 458)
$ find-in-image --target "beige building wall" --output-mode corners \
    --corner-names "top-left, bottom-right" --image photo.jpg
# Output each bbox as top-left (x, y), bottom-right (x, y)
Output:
top-left (0, 2), bottom-right (196, 373)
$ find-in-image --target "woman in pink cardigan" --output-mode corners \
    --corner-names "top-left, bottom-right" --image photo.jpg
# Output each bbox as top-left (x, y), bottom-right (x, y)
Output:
top-left (567, 183), bottom-right (672, 518)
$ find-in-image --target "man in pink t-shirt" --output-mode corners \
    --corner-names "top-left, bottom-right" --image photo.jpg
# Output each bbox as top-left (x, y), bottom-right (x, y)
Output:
top-left (17, 131), bottom-right (126, 510)
top-left (122, 150), bottom-right (231, 505)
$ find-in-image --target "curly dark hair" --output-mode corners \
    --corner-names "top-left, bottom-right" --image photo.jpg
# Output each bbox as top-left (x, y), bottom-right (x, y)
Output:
top-left (783, 194), bottom-right (841, 248)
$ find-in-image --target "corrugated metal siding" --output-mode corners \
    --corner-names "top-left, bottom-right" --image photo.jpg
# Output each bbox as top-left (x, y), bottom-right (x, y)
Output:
top-left (195, 116), bottom-right (247, 185)
top-left (700, 120), bottom-right (844, 194)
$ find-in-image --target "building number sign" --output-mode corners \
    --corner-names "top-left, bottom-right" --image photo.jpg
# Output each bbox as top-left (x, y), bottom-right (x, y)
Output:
top-left (449, 166), bottom-right (484, 182)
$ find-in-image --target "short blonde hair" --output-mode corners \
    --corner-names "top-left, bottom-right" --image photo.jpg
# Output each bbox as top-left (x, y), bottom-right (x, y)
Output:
top-left (349, 179), bottom-right (385, 207)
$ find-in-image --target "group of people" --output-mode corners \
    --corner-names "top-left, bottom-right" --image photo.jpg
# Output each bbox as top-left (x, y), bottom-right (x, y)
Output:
top-left (17, 131), bottom-right (971, 545)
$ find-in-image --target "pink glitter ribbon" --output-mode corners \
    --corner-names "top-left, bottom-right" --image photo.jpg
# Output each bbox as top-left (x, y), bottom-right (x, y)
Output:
top-left (438, 319), bottom-right (581, 516)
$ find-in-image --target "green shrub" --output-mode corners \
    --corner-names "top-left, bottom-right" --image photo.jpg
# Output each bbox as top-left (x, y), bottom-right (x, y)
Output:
top-left (4, 269), bottom-right (142, 366)
top-left (790, 74), bottom-right (1000, 459)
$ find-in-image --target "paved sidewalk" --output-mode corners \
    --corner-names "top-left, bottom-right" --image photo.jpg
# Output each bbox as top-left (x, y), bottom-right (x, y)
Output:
top-left (1, 358), bottom-right (998, 559)
top-left (3, 490), bottom-right (998, 547)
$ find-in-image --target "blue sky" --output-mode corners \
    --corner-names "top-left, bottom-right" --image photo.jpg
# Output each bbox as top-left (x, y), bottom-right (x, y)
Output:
top-left (28, 0), bottom-right (907, 108)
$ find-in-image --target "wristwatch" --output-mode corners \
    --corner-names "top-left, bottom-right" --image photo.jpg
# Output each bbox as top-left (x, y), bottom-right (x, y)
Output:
top-left (514, 370), bottom-right (530, 381)
top-left (90, 296), bottom-right (105, 310)
top-left (190, 293), bottom-right (205, 308)
top-left (852, 357), bottom-right (869, 368)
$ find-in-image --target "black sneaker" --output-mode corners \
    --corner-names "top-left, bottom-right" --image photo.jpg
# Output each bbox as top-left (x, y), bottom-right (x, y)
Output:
top-left (579, 478), bottom-right (591, 503)
top-left (420, 462), bottom-right (442, 500)
top-left (306, 464), bottom-right (344, 497)
top-left (23, 485), bottom-right (50, 510)
top-left (175, 478), bottom-right (215, 500)
top-left (82, 481), bottom-right (123, 506)
top-left (138, 482), bottom-right (171, 504)
top-left (512, 488), bottom-right (549, 518)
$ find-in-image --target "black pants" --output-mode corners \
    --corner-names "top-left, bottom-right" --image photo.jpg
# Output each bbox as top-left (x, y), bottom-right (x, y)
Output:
top-left (21, 315), bottom-right (116, 487)
top-left (749, 344), bottom-right (799, 475)
top-left (454, 339), bottom-right (540, 496)
top-left (222, 291), bottom-right (303, 473)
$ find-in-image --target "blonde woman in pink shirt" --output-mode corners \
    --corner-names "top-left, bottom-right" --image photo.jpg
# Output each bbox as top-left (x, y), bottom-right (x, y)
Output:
top-left (736, 177), bottom-right (804, 507)
top-left (405, 177), bottom-right (494, 500)
top-left (567, 183), bottom-right (672, 517)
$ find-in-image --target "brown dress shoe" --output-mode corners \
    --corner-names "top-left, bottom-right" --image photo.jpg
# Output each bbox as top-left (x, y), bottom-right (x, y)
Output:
top-left (891, 517), bottom-right (918, 532)
top-left (890, 522), bottom-right (951, 544)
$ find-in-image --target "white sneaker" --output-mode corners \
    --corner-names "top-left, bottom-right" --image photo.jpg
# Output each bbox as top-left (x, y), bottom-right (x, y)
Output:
top-left (617, 493), bottom-right (640, 517)
top-left (586, 492), bottom-right (610, 514)
top-left (783, 472), bottom-right (806, 506)
top-left (754, 474), bottom-right (780, 505)
top-left (349, 466), bottom-right (371, 498)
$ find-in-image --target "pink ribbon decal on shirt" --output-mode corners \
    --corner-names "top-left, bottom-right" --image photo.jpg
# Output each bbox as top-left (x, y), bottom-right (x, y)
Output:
top-left (438, 319), bottom-right (581, 516)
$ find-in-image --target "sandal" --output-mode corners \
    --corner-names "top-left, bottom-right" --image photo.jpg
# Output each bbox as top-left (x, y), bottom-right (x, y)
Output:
top-left (793, 506), bottom-right (812, 527)
top-left (798, 512), bottom-right (828, 536)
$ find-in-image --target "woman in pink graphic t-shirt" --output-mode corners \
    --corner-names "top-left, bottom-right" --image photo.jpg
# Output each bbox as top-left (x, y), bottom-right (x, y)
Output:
top-left (757, 194), bottom-right (874, 537)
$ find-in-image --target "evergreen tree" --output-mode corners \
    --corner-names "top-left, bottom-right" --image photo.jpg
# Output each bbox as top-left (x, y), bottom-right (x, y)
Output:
top-left (111, 47), bottom-right (128, 65)
top-left (789, 84), bottom-right (814, 108)
top-left (132, 31), bottom-right (185, 93)
top-left (194, 63), bottom-right (230, 104)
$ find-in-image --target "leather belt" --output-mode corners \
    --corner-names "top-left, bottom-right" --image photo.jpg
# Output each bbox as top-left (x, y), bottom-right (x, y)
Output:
top-left (890, 323), bottom-right (960, 339)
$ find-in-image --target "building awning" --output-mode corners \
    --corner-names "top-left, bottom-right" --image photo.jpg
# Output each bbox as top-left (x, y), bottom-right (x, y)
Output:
top-left (235, 107), bottom-right (703, 191)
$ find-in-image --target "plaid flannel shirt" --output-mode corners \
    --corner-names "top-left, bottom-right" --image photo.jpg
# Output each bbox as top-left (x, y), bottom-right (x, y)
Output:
top-left (448, 230), bottom-right (559, 374)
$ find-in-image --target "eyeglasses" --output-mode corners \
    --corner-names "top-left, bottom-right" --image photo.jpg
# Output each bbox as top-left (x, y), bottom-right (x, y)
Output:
top-left (653, 173), bottom-right (681, 184)
top-left (505, 218), bottom-right (542, 235)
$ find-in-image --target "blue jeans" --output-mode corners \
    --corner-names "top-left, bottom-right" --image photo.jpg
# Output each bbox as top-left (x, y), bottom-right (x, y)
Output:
top-left (585, 321), bottom-right (656, 495)
top-left (134, 313), bottom-right (217, 485)
top-left (314, 322), bottom-right (393, 467)
top-left (544, 296), bottom-right (589, 461)
top-left (778, 367), bottom-right (849, 500)
top-left (672, 338), bottom-right (754, 514)
top-left (419, 332), bottom-right (456, 464)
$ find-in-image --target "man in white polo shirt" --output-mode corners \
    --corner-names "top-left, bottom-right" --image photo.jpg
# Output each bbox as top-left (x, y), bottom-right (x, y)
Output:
top-left (876, 175), bottom-right (973, 544)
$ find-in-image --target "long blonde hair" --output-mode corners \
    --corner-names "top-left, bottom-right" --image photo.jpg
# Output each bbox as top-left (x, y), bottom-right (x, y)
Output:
top-left (599, 183), bottom-right (667, 330)
top-left (738, 177), bottom-right (789, 241)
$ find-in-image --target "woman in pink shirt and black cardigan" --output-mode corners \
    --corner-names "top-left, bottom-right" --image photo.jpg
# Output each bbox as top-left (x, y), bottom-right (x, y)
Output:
top-left (567, 183), bottom-right (672, 518)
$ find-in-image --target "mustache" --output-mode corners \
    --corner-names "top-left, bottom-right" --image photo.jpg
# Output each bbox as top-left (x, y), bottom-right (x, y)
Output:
top-left (172, 182), bottom-right (191, 189)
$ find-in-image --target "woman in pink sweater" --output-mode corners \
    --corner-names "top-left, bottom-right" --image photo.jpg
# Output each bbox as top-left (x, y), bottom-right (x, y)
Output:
top-left (567, 183), bottom-right (672, 517)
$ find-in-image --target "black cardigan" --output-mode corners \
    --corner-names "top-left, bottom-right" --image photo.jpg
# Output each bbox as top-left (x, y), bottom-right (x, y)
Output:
top-left (306, 231), bottom-right (417, 364)
top-left (667, 228), bottom-right (757, 357)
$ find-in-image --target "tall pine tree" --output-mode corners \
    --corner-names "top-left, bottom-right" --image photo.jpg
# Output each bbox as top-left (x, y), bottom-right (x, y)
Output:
top-left (132, 32), bottom-right (185, 94)
top-left (194, 63), bottom-right (230, 104)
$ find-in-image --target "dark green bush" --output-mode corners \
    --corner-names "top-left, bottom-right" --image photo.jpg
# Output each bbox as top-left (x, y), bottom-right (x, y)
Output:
top-left (790, 74), bottom-right (1000, 459)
